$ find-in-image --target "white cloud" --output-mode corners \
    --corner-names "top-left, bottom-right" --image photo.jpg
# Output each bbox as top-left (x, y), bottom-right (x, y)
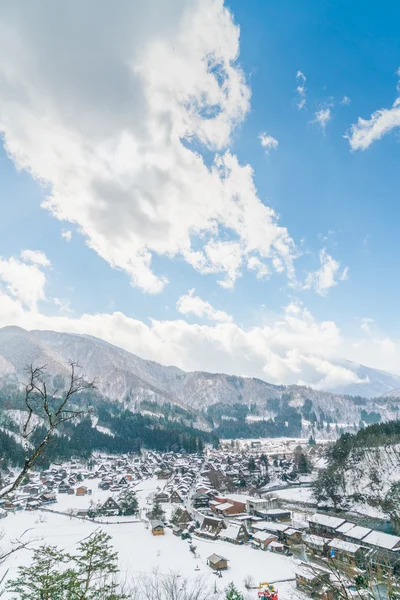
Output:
top-left (313, 108), bottom-right (331, 133)
top-left (61, 230), bottom-right (72, 242)
top-left (176, 289), bottom-right (232, 322)
top-left (303, 248), bottom-right (348, 296)
top-left (53, 297), bottom-right (73, 314)
top-left (347, 73), bottom-right (400, 150)
top-left (259, 132), bottom-right (278, 154)
top-left (340, 96), bottom-right (351, 106)
top-left (247, 256), bottom-right (269, 279)
top-left (0, 0), bottom-right (296, 294)
top-left (3, 274), bottom-right (400, 388)
top-left (360, 317), bottom-right (374, 335)
top-left (20, 249), bottom-right (51, 267)
top-left (0, 256), bottom-right (47, 310)
top-left (295, 71), bottom-right (307, 109)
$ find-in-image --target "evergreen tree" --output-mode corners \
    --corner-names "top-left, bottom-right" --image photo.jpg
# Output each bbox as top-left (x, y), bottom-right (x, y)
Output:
top-left (149, 500), bottom-right (165, 521)
top-left (225, 583), bottom-right (244, 600)
top-left (7, 531), bottom-right (125, 600)
top-left (118, 488), bottom-right (138, 516)
top-left (7, 545), bottom-right (70, 600)
top-left (71, 530), bottom-right (123, 599)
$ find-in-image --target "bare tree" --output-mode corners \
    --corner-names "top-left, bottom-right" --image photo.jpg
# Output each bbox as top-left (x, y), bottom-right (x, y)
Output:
top-left (0, 360), bottom-right (95, 499)
top-left (129, 571), bottom-right (214, 600)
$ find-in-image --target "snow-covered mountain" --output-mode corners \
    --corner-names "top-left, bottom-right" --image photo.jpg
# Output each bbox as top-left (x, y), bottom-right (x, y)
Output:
top-left (328, 359), bottom-right (400, 399)
top-left (0, 326), bottom-right (398, 419)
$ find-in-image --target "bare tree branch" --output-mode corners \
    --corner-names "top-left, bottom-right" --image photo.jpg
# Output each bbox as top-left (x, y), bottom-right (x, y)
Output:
top-left (0, 361), bottom-right (95, 500)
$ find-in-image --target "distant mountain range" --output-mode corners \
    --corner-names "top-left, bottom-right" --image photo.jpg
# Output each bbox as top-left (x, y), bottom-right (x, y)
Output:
top-left (0, 326), bottom-right (399, 423)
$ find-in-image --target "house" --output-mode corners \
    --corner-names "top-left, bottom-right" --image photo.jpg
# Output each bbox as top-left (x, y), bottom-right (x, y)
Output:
top-left (100, 497), bottom-right (120, 515)
top-left (256, 508), bottom-right (291, 522)
top-left (197, 516), bottom-right (225, 540)
top-left (207, 554), bottom-right (228, 571)
top-left (40, 493), bottom-right (57, 505)
top-left (214, 502), bottom-right (234, 516)
top-left (76, 486), bottom-right (88, 496)
top-left (281, 527), bottom-right (302, 547)
top-left (154, 491), bottom-right (170, 503)
top-left (252, 531), bottom-right (278, 551)
top-left (151, 520), bottom-right (165, 536)
top-left (211, 494), bottom-right (248, 514)
top-left (269, 541), bottom-right (285, 554)
top-left (170, 489), bottom-right (184, 503)
top-left (327, 538), bottom-right (367, 570)
top-left (219, 522), bottom-right (248, 545)
top-left (308, 513), bottom-right (347, 538)
top-left (171, 507), bottom-right (192, 528)
top-left (303, 533), bottom-right (330, 558)
top-left (295, 562), bottom-right (333, 600)
top-left (192, 492), bottom-right (210, 509)
top-left (246, 497), bottom-right (277, 515)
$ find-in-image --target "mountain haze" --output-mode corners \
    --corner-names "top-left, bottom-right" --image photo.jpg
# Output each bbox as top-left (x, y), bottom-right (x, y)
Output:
top-left (0, 327), bottom-right (398, 423)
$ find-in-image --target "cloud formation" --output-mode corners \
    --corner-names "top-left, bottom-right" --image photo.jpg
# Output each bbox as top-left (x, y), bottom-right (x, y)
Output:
top-left (313, 108), bottom-right (331, 133)
top-left (347, 71), bottom-right (400, 150)
top-left (259, 132), bottom-right (278, 154)
top-left (0, 0), bottom-right (297, 294)
top-left (20, 249), bottom-right (51, 267)
top-left (303, 249), bottom-right (348, 296)
top-left (177, 289), bottom-right (232, 322)
top-left (0, 254), bottom-right (397, 391)
top-left (296, 71), bottom-right (307, 109)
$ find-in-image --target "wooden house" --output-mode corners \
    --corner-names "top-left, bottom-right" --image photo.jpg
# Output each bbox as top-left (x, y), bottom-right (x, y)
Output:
top-left (100, 497), bottom-right (120, 515)
top-left (151, 520), bottom-right (165, 536)
top-left (327, 538), bottom-right (367, 570)
top-left (252, 531), bottom-right (278, 551)
top-left (303, 533), bottom-right (329, 558)
top-left (219, 522), bottom-right (248, 545)
top-left (308, 513), bottom-right (346, 538)
top-left (170, 489), bottom-right (184, 503)
top-left (295, 562), bottom-right (333, 600)
top-left (197, 516), bottom-right (225, 540)
top-left (207, 554), bottom-right (228, 571)
top-left (76, 486), bottom-right (88, 496)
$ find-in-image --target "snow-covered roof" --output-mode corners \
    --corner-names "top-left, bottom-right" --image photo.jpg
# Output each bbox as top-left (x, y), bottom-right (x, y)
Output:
top-left (253, 531), bottom-right (278, 542)
top-left (362, 530), bottom-right (400, 551)
top-left (221, 523), bottom-right (241, 540)
top-left (336, 522), bottom-right (356, 535)
top-left (345, 525), bottom-right (372, 540)
top-left (309, 513), bottom-right (346, 529)
top-left (214, 502), bottom-right (234, 511)
top-left (328, 538), bottom-right (362, 554)
top-left (253, 521), bottom-right (289, 533)
top-left (303, 534), bottom-right (329, 547)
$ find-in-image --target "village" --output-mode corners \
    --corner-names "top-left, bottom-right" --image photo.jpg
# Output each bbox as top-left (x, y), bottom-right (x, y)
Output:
top-left (0, 440), bottom-right (399, 599)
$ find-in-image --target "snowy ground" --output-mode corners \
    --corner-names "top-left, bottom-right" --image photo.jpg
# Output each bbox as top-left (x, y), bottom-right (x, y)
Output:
top-left (274, 487), bottom-right (315, 505)
top-left (0, 478), bottom-right (305, 599)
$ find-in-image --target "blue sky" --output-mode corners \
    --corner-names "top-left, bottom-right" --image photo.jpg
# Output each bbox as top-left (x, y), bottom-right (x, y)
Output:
top-left (0, 0), bottom-right (399, 389)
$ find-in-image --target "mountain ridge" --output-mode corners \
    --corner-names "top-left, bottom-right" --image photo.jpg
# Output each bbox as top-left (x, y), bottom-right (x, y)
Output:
top-left (0, 326), bottom-right (399, 424)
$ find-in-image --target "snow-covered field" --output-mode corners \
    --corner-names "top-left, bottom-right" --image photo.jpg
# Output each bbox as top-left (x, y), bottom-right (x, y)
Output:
top-left (274, 487), bottom-right (315, 505)
top-left (0, 478), bottom-right (303, 599)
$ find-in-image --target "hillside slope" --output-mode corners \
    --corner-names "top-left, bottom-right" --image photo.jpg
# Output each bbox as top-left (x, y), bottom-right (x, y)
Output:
top-left (0, 326), bottom-right (396, 424)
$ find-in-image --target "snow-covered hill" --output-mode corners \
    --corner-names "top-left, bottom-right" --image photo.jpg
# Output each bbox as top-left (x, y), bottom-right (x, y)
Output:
top-left (0, 326), bottom-right (397, 422)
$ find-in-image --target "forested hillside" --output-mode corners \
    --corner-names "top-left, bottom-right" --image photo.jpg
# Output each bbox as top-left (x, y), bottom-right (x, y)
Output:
top-left (313, 421), bottom-right (400, 529)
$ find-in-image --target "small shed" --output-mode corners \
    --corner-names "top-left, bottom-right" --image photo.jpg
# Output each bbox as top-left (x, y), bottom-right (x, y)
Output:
top-left (76, 486), bottom-right (88, 497)
top-left (207, 553), bottom-right (228, 571)
top-left (151, 520), bottom-right (165, 536)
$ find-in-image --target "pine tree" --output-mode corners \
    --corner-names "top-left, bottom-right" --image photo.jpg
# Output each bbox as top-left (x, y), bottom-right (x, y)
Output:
top-left (150, 500), bottom-right (165, 521)
top-left (70, 530), bottom-right (124, 600)
top-left (225, 582), bottom-right (244, 600)
top-left (118, 488), bottom-right (138, 516)
top-left (7, 545), bottom-right (72, 600)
